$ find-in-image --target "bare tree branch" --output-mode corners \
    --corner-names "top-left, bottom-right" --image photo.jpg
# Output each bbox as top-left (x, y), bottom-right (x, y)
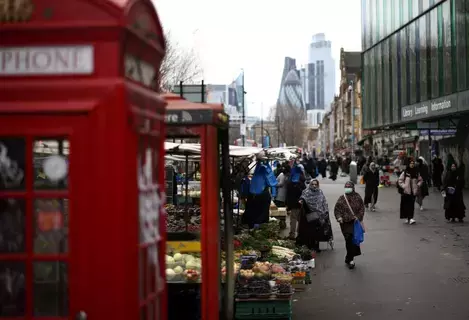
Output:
top-left (158, 31), bottom-right (203, 92)
top-left (274, 104), bottom-right (307, 147)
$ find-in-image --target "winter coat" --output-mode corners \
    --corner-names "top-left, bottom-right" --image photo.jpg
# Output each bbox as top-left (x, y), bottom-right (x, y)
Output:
top-left (398, 171), bottom-right (422, 196)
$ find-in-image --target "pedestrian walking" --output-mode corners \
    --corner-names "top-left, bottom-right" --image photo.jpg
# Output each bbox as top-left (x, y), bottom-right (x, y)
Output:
top-left (274, 163), bottom-right (290, 207)
top-left (334, 181), bottom-right (365, 269)
top-left (442, 163), bottom-right (466, 223)
top-left (329, 158), bottom-right (339, 181)
top-left (432, 156), bottom-right (444, 191)
top-left (297, 179), bottom-right (333, 252)
top-left (318, 156), bottom-right (327, 179)
top-left (398, 160), bottom-right (422, 225)
top-left (285, 169), bottom-right (305, 240)
top-left (416, 157), bottom-right (429, 210)
top-left (363, 162), bottom-right (379, 211)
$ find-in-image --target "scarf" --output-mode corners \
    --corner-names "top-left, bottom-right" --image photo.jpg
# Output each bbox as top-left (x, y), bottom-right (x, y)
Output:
top-left (301, 187), bottom-right (328, 218)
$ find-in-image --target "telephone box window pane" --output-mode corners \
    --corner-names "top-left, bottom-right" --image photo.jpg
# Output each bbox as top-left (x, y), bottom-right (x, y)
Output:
top-left (33, 139), bottom-right (69, 190)
top-left (33, 262), bottom-right (68, 316)
top-left (0, 262), bottom-right (26, 317)
top-left (33, 199), bottom-right (68, 254)
top-left (139, 247), bottom-right (145, 300)
top-left (0, 138), bottom-right (25, 191)
top-left (140, 306), bottom-right (147, 320)
top-left (0, 199), bottom-right (25, 253)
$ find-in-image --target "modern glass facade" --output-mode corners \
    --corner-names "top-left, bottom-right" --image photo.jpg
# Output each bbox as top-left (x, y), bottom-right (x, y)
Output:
top-left (361, 0), bottom-right (469, 129)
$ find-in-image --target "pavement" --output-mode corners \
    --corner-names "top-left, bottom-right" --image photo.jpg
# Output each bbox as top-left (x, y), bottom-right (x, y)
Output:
top-left (292, 175), bottom-right (469, 320)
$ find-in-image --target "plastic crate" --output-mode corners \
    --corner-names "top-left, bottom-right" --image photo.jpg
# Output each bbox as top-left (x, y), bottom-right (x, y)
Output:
top-left (235, 299), bottom-right (292, 319)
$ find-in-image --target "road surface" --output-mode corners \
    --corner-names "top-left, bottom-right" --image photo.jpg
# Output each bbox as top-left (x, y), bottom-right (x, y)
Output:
top-left (293, 177), bottom-right (469, 320)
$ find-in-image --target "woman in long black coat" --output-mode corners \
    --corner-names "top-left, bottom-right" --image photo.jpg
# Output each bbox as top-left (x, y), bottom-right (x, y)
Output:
top-left (363, 162), bottom-right (379, 211)
top-left (443, 163), bottom-right (466, 223)
top-left (432, 156), bottom-right (444, 190)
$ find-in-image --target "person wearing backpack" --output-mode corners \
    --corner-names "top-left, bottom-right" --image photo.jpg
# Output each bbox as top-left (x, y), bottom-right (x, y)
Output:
top-left (398, 159), bottom-right (422, 225)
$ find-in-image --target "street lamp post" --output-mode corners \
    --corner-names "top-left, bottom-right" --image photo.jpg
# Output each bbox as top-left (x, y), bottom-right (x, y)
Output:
top-left (260, 102), bottom-right (264, 147)
top-left (349, 81), bottom-right (355, 159)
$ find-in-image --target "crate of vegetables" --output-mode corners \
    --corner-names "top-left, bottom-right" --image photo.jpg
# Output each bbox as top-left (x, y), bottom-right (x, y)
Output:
top-left (235, 299), bottom-right (292, 320)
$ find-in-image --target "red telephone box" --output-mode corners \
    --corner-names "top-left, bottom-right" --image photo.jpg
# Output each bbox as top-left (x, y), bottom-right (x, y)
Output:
top-left (0, 1), bottom-right (166, 319)
top-left (163, 94), bottom-right (234, 320)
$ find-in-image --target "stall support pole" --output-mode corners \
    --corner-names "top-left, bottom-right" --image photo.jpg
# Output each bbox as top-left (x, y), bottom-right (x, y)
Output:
top-left (242, 72), bottom-right (246, 146)
top-left (221, 130), bottom-right (235, 320)
top-left (184, 153), bottom-right (189, 231)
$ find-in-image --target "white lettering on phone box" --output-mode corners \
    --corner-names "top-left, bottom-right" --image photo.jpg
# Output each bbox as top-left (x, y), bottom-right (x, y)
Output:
top-left (0, 46), bottom-right (94, 75)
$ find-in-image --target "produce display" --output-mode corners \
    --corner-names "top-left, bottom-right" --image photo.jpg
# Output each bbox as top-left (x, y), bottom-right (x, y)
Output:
top-left (165, 204), bottom-right (201, 232)
top-left (165, 253), bottom-right (202, 282)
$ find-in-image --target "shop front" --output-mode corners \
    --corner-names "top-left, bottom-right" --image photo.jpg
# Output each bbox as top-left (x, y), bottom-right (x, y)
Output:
top-left (0, 1), bottom-right (166, 319)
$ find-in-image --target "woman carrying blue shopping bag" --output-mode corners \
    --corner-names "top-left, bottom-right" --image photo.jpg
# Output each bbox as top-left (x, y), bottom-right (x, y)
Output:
top-left (334, 181), bottom-right (366, 269)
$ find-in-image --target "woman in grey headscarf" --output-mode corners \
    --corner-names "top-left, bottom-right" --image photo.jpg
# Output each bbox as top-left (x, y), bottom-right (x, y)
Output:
top-left (296, 179), bottom-right (333, 252)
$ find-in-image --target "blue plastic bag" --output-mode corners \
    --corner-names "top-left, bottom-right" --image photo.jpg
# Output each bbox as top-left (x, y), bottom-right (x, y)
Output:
top-left (353, 220), bottom-right (364, 246)
top-left (250, 164), bottom-right (267, 195)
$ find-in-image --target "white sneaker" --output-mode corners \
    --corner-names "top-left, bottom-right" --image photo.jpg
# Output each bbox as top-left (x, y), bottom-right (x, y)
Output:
top-left (409, 219), bottom-right (416, 225)
top-left (420, 206), bottom-right (424, 211)
top-left (404, 220), bottom-right (409, 224)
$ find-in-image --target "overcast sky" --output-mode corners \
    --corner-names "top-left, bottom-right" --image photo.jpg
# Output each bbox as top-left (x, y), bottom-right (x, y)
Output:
top-left (153, 0), bottom-right (362, 117)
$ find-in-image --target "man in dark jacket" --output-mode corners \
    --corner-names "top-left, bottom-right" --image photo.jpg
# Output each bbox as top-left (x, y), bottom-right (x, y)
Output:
top-left (285, 178), bottom-right (306, 239)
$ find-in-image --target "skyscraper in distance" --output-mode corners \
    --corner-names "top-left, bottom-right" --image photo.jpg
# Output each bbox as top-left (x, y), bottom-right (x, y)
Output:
top-left (307, 33), bottom-right (335, 116)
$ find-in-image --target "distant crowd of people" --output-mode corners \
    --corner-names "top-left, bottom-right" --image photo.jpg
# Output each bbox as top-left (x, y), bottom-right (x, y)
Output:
top-left (359, 153), bottom-right (466, 224)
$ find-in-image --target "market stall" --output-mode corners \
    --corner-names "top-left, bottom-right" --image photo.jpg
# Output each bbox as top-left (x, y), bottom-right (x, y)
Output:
top-left (232, 220), bottom-right (315, 319)
top-left (163, 93), bottom-right (234, 320)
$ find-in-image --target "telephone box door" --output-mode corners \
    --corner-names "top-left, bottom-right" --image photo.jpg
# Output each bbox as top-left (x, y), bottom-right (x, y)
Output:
top-left (0, 115), bottom-right (89, 319)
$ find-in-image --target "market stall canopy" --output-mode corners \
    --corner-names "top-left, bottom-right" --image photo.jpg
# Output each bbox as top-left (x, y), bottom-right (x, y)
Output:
top-left (164, 142), bottom-right (299, 160)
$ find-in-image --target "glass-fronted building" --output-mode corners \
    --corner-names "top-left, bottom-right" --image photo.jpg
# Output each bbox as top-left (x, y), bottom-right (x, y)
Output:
top-left (361, 0), bottom-right (469, 129)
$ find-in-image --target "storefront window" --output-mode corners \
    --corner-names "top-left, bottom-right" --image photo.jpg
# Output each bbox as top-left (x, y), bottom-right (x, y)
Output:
top-left (422, 0), bottom-right (431, 13)
top-left (383, 39), bottom-right (390, 126)
top-left (376, 44), bottom-right (383, 127)
top-left (409, 21), bottom-right (418, 105)
top-left (33, 261), bottom-right (68, 316)
top-left (33, 139), bottom-right (69, 190)
top-left (400, 27), bottom-right (409, 107)
top-left (402, 0), bottom-right (409, 26)
top-left (0, 138), bottom-right (25, 191)
top-left (369, 47), bottom-right (376, 127)
top-left (370, 0), bottom-right (376, 46)
top-left (430, 6), bottom-right (439, 98)
top-left (419, 15), bottom-right (429, 102)
top-left (33, 199), bottom-right (68, 254)
top-left (442, 0), bottom-right (452, 95)
top-left (0, 199), bottom-right (25, 253)
top-left (394, 0), bottom-right (401, 29)
top-left (412, 0), bottom-right (420, 18)
top-left (456, 0), bottom-right (467, 91)
top-left (0, 262), bottom-right (25, 317)
top-left (391, 33), bottom-right (399, 122)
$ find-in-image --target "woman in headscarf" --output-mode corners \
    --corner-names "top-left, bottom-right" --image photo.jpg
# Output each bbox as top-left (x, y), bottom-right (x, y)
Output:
top-left (416, 157), bottom-right (430, 210)
top-left (363, 162), bottom-right (379, 211)
top-left (443, 163), bottom-right (466, 222)
top-left (296, 179), bottom-right (332, 252)
top-left (334, 181), bottom-right (365, 269)
top-left (398, 159), bottom-right (422, 225)
top-left (432, 155), bottom-right (444, 191)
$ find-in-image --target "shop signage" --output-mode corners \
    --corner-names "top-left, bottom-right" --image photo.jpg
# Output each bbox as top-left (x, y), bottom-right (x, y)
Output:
top-left (0, 46), bottom-right (94, 75)
top-left (419, 129), bottom-right (457, 136)
top-left (401, 94), bottom-right (457, 121)
top-left (165, 109), bottom-right (212, 125)
top-left (457, 90), bottom-right (469, 112)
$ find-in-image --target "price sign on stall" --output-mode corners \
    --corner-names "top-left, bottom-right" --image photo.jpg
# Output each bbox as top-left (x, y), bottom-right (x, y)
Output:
top-left (166, 241), bottom-right (201, 253)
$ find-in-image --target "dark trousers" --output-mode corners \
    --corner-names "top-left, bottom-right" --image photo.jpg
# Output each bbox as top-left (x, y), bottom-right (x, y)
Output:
top-left (341, 222), bottom-right (362, 263)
